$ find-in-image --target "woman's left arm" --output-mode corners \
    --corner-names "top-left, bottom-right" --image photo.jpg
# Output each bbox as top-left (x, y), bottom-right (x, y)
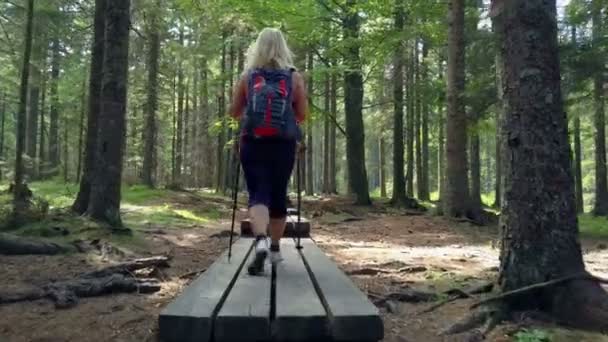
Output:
top-left (229, 75), bottom-right (247, 119)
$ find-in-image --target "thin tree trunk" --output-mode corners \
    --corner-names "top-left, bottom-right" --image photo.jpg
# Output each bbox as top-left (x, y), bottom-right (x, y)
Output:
top-left (420, 42), bottom-right (430, 201)
top-left (444, 0), bottom-right (470, 218)
top-left (323, 70), bottom-right (330, 194)
top-left (438, 105), bottom-right (445, 202)
top-left (87, 0), bottom-right (131, 226)
top-left (415, 40), bottom-right (423, 200)
top-left (592, 1), bottom-right (608, 215)
top-left (171, 72), bottom-right (176, 183)
top-left (0, 92), bottom-right (5, 161)
top-left (406, 47), bottom-right (414, 197)
top-left (495, 0), bottom-right (608, 329)
top-left (306, 52), bottom-right (314, 195)
top-left (38, 62), bottom-right (46, 175)
top-left (330, 72), bottom-right (337, 194)
top-left (175, 28), bottom-right (184, 186)
top-left (48, 38), bottom-right (60, 171)
top-left (13, 0), bottom-right (35, 218)
top-left (343, 0), bottom-right (370, 205)
top-left (192, 65), bottom-right (199, 187)
top-left (224, 40), bottom-right (236, 193)
top-left (72, 0), bottom-right (105, 214)
top-left (184, 81), bottom-right (190, 185)
top-left (380, 137), bottom-right (387, 198)
top-left (63, 116), bottom-right (68, 182)
top-left (201, 61), bottom-right (212, 188)
top-left (142, 3), bottom-right (160, 188)
top-left (392, 0), bottom-right (408, 205)
top-left (27, 31), bottom-right (43, 164)
top-left (470, 126), bottom-right (482, 208)
top-left (76, 78), bottom-right (86, 182)
top-left (216, 33), bottom-right (226, 193)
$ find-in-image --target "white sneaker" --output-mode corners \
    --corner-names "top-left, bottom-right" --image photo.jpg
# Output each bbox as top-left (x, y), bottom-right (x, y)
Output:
top-left (248, 237), bottom-right (269, 276)
top-left (270, 250), bottom-right (283, 264)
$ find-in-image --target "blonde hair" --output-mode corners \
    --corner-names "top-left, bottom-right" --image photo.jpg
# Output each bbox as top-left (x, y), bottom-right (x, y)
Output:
top-left (245, 28), bottom-right (295, 71)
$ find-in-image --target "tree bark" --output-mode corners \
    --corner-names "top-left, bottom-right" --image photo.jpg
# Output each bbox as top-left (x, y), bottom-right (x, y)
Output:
top-left (175, 27), bottom-right (185, 186)
top-left (392, 0), bottom-right (408, 205)
top-left (72, 0), bottom-right (105, 214)
top-left (184, 81), bottom-right (190, 185)
top-left (439, 105), bottom-right (445, 203)
top-left (343, 0), bottom-right (371, 205)
top-left (142, 2), bottom-right (160, 188)
top-left (306, 52), bottom-right (314, 195)
top-left (470, 126), bottom-right (482, 209)
top-left (38, 58), bottom-right (47, 176)
top-left (406, 47), bottom-right (414, 197)
top-left (415, 40), bottom-right (423, 200)
top-left (0, 92), bottom-right (5, 162)
top-left (592, 1), bottom-right (608, 215)
top-left (216, 32), bottom-right (227, 193)
top-left (495, 0), bottom-right (608, 330)
top-left (420, 42), bottom-right (430, 201)
top-left (330, 72), bottom-right (338, 194)
top-left (49, 38), bottom-right (60, 172)
top-left (13, 0), bottom-right (35, 219)
top-left (380, 137), bottom-right (387, 198)
top-left (87, 0), bottom-right (130, 226)
top-left (571, 26), bottom-right (584, 213)
top-left (444, 0), bottom-right (470, 218)
top-left (323, 70), bottom-right (331, 194)
top-left (63, 116), bottom-right (68, 182)
top-left (76, 79), bottom-right (85, 183)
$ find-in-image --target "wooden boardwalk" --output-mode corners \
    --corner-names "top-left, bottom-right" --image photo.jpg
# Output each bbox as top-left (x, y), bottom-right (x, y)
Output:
top-left (159, 237), bottom-right (383, 342)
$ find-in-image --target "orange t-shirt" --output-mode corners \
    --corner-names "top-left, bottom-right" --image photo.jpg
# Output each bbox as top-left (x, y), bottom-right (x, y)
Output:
top-left (229, 70), bottom-right (308, 124)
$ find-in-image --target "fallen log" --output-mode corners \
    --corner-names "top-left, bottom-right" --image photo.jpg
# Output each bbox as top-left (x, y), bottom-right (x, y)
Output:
top-left (0, 233), bottom-right (70, 255)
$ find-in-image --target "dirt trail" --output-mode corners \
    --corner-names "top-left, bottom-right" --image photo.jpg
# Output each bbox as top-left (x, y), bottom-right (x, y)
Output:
top-left (1, 195), bottom-right (607, 342)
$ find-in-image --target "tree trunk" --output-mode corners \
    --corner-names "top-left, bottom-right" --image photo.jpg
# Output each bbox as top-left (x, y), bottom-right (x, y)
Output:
top-left (495, 0), bottom-right (608, 329)
top-left (87, 0), bottom-right (130, 226)
top-left (38, 60), bottom-right (47, 176)
top-left (216, 33), bottom-right (227, 193)
top-left (406, 48), bottom-right (414, 197)
top-left (470, 126), bottom-right (482, 208)
top-left (323, 70), bottom-right (331, 194)
top-left (72, 0), bottom-right (105, 215)
top-left (570, 26), bottom-right (584, 213)
top-left (224, 40), bottom-right (236, 193)
top-left (343, 0), bottom-right (371, 205)
top-left (592, 2), bottom-right (608, 215)
top-left (438, 105), bottom-right (445, 202)
top-left (415, 40), bottom-right (423, 200)
top-left (330, 72), bottom-right (338, 194)
top-left (175, 27), bottom-right (185, 186)
top-left (492, 20), bottom-right (503, 209)
top-left (171, 72), bottom-right (176, 183)
top-left (392, 0), bottom-right (408, 205)
top-left (192, 65), bottom-right (199, 187)
top-left (76, 79), bottom-right (86, 183)
top-left (49, 38), bottom-right (60, 171)
top-left (13, 0), bottom-right (35, 219)
top-left (306, 52), bottom-right (314, 195)
top-left (201, 61), bottom-right (213, 188)
top-left (184, 81), bottom-right (190, 185)
top-left (63, 116), bottom-right (68, 182)
top-left (444, 0), bottom-right (470, 218)
top-left (420, 42), bottom-right (430, 201)
top-left (27, 30), bottom-right (43, 164)
top-left (380, 137), bottom-right (386, 198)
top-left (0, 92), bottom-right (5, 162)
top-left (142, 3), bottom-right (160, 188)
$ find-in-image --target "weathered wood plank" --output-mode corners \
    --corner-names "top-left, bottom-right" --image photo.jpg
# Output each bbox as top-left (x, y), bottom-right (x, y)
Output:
top-left (240, 216), bottom-right (311, 238)
top-left (158, 238), bottom-right (253, 342)
top-left (300, 239), bottom-right (384, 342)
top-left (274, 239), bottom-right (327, 341)
top-left (214, 242), bottom-right (272, 342)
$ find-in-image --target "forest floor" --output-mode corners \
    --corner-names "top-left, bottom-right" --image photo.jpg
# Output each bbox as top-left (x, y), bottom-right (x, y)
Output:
top-left (1, 182), bottom-right (608, 342)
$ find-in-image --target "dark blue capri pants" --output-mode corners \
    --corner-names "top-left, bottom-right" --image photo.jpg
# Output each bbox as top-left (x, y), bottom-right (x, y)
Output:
top-left (240, 136), bottom-right (296, 218)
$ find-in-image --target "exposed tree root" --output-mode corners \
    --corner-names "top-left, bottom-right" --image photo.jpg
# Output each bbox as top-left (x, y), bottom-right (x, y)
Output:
top-left (471, 273), bottom-right (607, 310)
top-left (419, 282), bottom-right (494, 315)
top-left (0, 256), bottom-right (169, 308)
top-left (443, 273), bottom-right (608, 339)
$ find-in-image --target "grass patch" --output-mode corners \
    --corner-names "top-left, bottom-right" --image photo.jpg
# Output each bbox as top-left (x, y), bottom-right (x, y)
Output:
top-left (578, 214), bottom-right (608, 239)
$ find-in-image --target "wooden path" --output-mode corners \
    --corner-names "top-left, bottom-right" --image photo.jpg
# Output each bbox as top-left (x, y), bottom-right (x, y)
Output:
top-left (159, 237), bottom-right (383, 342)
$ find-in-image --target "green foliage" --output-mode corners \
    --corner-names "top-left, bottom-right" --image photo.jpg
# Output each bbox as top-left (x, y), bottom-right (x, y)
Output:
top-left (578, 214), bottom-right (608, 238)
top-left (514, 329), bottom-right (551, 342)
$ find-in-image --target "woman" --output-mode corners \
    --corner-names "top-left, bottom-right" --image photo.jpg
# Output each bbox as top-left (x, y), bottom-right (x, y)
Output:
top-left (229, 28), bottom-right (308, 276)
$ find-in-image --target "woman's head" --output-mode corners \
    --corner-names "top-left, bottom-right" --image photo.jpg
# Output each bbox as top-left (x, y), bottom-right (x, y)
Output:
top-left (245, 28), bottom-right (294, 71)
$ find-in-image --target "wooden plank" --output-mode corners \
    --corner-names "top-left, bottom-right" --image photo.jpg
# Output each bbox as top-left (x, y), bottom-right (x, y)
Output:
top-left (274, 239), bottom-right (328, 341)
top-left (214, 243), bottom-right (272, 342)
top-left (158, 238), bottom-right (253, 342)
top-left (299, 239), bottom-right (384, 342)
top-left (240, 216), bottom-right (311, 238)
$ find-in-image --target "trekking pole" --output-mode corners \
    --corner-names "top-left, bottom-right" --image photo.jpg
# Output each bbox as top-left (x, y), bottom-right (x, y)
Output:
top-left (296, 147), bottom-right (303, 250)
top-left (228, 155), bottom-right (241, 261)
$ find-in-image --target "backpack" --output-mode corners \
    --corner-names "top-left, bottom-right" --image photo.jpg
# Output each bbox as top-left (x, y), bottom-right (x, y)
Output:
top-left (241, 68), bottom-right (300, 140)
